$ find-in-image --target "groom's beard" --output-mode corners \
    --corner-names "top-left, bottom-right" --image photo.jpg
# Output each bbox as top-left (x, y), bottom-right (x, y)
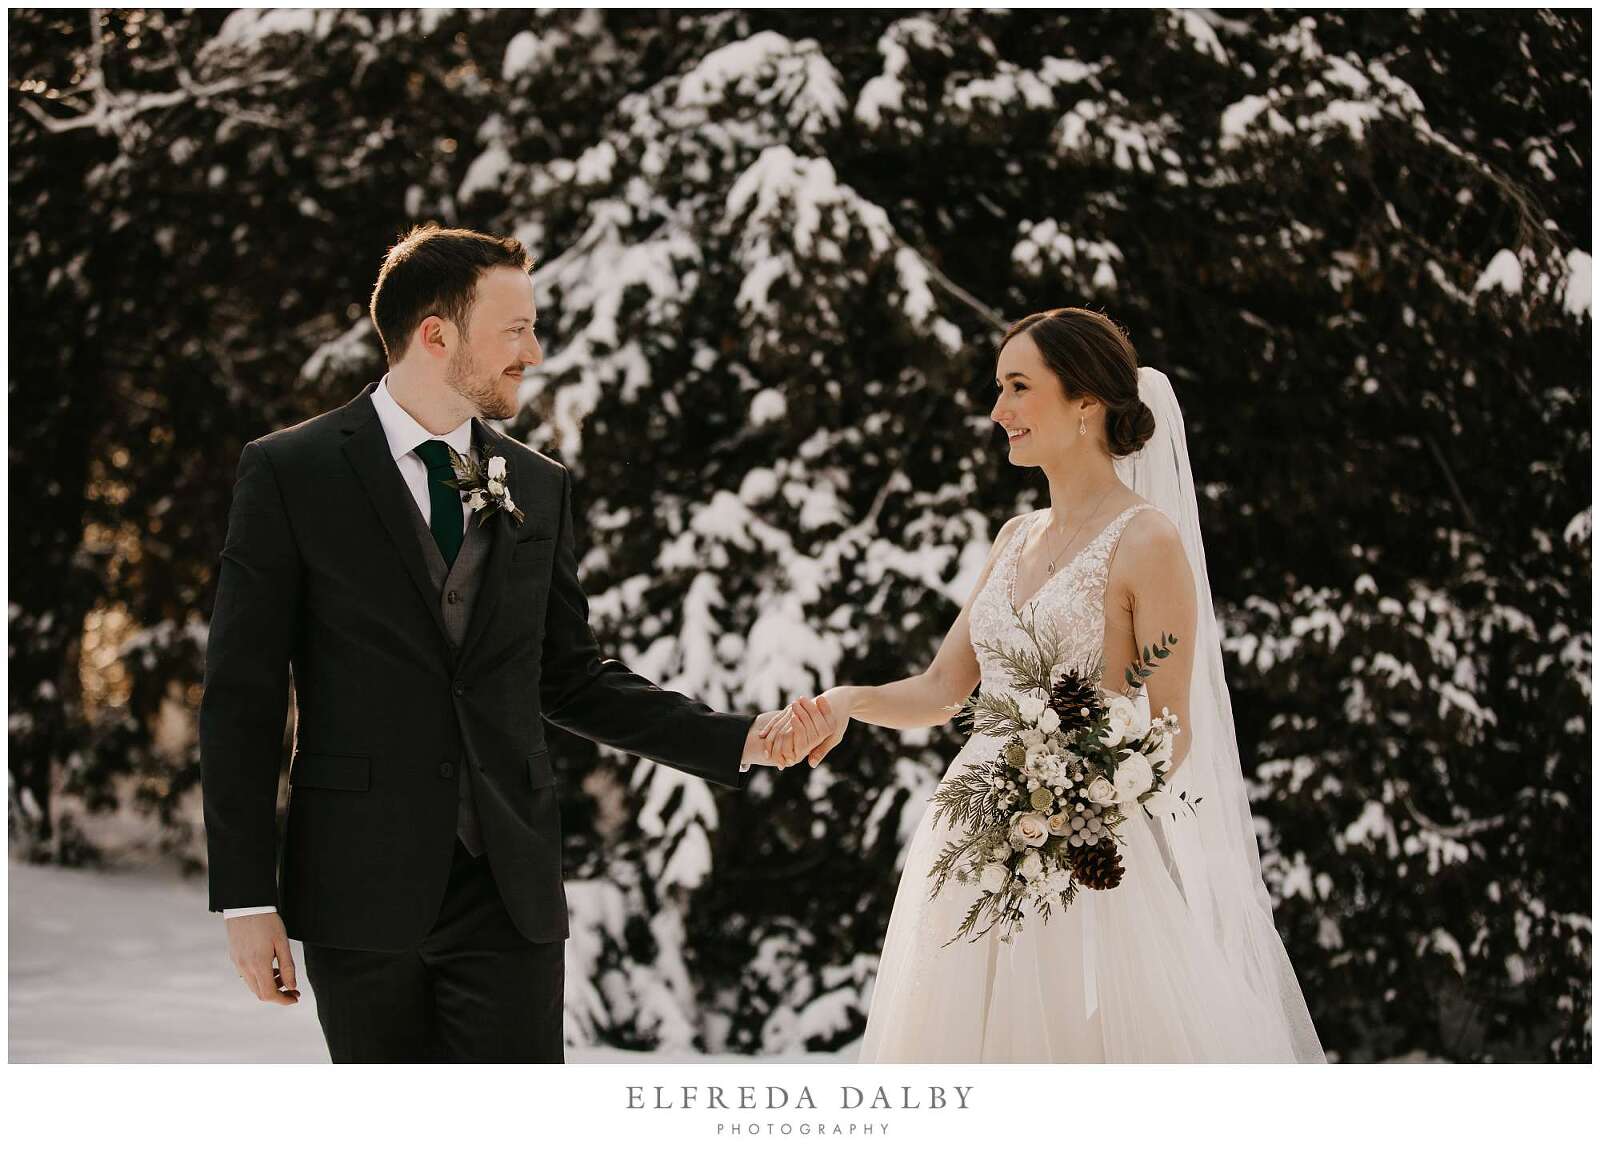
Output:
top-left (445, 347), bottom-right (518, 421)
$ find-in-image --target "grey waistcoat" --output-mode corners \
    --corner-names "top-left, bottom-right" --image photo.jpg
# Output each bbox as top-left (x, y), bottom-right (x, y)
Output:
top-left (400, 448), bottom-right (492, 856)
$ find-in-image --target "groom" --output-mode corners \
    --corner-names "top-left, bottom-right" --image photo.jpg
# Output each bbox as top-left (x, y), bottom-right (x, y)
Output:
top-left (199, 224), bottom-right (826, 1062)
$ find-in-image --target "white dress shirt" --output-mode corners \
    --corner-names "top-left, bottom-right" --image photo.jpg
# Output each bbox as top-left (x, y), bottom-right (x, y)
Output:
top-left (223, 377), bottom-right (473, 921)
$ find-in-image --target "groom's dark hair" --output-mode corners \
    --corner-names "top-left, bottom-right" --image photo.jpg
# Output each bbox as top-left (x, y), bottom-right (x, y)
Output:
top-left (369, 224), bottom-right (534, 364)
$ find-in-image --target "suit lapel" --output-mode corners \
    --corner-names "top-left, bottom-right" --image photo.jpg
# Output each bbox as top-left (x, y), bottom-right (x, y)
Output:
top-left (339, 385), bottom-right (454, 659)
top-left (456, 417), bottom-right (517, 666)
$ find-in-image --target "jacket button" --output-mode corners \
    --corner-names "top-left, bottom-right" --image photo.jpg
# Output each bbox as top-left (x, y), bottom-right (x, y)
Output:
top-left (446, 590), bottom-right (462, 604)
top-left (438, 761), bottom-right (455, 779)
top-left (453, 683), bottom-right (465, 696)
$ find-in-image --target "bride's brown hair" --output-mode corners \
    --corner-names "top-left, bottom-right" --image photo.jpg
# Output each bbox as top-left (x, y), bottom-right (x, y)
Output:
top-left (1001, 307), bottom-right (1155, 458)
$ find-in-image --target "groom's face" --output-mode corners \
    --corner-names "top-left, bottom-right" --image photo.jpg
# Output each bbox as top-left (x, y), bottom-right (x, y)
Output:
top-left (444, 266), bottom-right (542, 420)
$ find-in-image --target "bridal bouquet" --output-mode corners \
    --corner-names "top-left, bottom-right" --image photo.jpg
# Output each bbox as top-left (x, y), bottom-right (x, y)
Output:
top-left (929, 610), bottom-right (1191, 945)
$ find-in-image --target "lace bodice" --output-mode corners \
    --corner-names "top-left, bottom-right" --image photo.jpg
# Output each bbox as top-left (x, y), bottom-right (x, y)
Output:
top-left (968, 503), bottom-right (1156, 702)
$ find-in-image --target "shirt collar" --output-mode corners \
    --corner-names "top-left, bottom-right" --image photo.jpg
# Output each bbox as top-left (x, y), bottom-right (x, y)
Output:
top-left (371, 374), bottom-right (475, 462)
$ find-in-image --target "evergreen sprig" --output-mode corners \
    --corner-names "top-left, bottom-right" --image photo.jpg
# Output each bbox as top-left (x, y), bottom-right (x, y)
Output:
top-left (1123, 630), bottom-right (1179, 691)
top-left (972, 603), bottom-right (1068, 695)
top-left (928, 829), bottom-right (992, 901)
top-left (954, 690), bottom-right (1027, 736)
top-left (928, 763), bottom-right (1001, 835)
top-left (950, 891), bottom-right (1011, 946)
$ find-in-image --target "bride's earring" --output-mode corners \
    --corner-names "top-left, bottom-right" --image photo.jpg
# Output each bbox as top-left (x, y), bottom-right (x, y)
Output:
top-left (1079, 417), bottom-right (1087, 436)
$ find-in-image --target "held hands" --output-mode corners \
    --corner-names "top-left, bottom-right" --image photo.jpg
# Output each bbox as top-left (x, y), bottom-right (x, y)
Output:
top-left (758, 687), bottom-right (852, 769)
top-left (226, 912), bottom-right (300, 1005)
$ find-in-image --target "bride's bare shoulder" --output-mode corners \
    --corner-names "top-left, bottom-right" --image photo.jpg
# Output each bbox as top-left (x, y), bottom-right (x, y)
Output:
top-left (967, 512), bottom-right (1032, 586)
top-left (996, 510), bottom-right (1033, 544)
top-left (1113, 504), bottom-right (1190, 581)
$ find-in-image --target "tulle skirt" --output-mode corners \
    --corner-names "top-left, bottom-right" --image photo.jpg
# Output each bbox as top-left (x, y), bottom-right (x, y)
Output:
top-left (858, 732), bottom-right (1301, 1063)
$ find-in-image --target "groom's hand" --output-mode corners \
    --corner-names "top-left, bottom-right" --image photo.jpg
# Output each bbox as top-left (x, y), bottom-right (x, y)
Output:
top-left (226, 912), bottom-right (300, 1005)
top-left (757, 696), bottom-right (836, 768)
top-left (744, 709), bottom-right (815, 769)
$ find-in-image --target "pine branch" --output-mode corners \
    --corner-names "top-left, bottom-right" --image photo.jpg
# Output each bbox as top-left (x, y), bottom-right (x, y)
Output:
top-left (945, 891), bottom-right (1008, 947)
top-left (972, 603), bottom-right (1073, 698)
top-left (930, 764), bottom-right (1000, 832)
top-left (959, 690), bottom-right (1027, 735)
top-left (927, 830), bottom-right (991, 901)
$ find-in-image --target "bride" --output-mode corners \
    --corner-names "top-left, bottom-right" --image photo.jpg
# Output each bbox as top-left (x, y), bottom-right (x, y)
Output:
top-left (762, 307), bottom-right (1326, 1062)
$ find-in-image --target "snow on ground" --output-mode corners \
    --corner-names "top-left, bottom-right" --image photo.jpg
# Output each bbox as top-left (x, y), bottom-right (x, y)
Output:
top-left (10, 858), bottom-right (326, 1062)
top-left (8, 859), bottom-right (853, 1063)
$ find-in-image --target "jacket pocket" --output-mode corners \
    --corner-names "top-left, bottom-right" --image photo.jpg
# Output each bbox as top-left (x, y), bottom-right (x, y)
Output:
top-left (511, 536), bottom-right (556, 567)
top-left (528, 748), bottom-right (554, 790)
top-left (291, 752), bottom-right (371, 791)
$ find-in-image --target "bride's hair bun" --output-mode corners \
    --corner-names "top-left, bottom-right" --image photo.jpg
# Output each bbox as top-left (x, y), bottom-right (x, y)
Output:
top-left (1108, 397), bottom-right (1156, 458)
top-left (999, 306), bottom-right (1153, 459)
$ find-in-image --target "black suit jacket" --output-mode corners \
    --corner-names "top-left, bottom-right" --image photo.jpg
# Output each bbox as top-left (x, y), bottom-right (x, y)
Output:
top-left (199, 381), bottom-right (754, 949)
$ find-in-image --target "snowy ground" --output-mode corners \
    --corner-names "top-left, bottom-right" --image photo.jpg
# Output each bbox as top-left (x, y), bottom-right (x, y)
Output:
top-left (8, 859), bottom-right (853, 1063)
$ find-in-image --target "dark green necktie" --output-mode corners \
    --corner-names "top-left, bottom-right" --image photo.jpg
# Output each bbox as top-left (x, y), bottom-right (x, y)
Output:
top-left (413, 439), bottom-right (465, 567)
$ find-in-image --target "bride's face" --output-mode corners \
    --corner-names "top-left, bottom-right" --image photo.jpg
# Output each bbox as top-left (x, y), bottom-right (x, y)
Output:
top-left (992, 332), bottom-right (1099, 466)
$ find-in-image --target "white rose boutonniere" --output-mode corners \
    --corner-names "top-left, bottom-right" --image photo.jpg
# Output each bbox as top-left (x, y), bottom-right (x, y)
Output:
top-left (443, 446), bottom-right (526, 528)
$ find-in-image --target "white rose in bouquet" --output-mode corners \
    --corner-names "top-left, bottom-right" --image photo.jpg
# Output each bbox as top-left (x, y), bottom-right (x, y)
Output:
top-left (487, 455), bottom-right (508, 481)
top-left (1128, 690), bottom-right (1153, 740)
top-left (1009, 811), bottom-right (1050, 849)
top-left (1020, 727), bottom-right (1046, 749)
top-left (1037, 708), bottom-right (1061, 735)
top-left (1086, 775), bottom-right (1118, 805)
top-left (1116, 692), bottom-right (1153, 742)
top-left (1046, 812), bottom-right (1071, 837)
top-left (979, 863), bottom-right (1011, 893)
top-left (1017, 850), bottom-right (1044, 881)
top-left (1113, 750), bottom-right (1155, 804)
top-left (1016, 694), bottom-right (1046, 724)
top-left (1099, 694), bottom-right (1136, 746)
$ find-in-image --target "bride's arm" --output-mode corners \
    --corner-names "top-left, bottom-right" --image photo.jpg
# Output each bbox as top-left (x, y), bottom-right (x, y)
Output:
top-left (1118, 512), bottom-right (1199, 775)
top-left (764, 515), bottom-right (1028, 763)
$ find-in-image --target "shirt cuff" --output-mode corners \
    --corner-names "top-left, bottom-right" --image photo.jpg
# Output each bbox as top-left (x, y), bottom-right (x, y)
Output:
top-left (222, 905), bottom-right (277, 919)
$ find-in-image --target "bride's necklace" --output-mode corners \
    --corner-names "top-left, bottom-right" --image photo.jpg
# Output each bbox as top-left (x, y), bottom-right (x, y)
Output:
top-left (1039, 484), bottom-right (1117, 574)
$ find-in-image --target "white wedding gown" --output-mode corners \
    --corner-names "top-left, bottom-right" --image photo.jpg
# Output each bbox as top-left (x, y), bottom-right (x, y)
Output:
top-left (858, 504), bottom-right (1303, 1062)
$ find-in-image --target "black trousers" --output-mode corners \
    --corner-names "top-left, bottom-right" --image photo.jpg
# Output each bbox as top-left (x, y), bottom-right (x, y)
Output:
top-left (302, 837), bottom-right (564, 1062)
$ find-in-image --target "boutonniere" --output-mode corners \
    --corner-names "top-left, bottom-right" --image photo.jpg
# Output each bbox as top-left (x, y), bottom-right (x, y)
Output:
top-left (442, 446), bottom-right (526, 527)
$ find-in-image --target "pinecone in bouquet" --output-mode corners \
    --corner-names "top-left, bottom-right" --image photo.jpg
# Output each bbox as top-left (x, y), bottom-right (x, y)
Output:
top-left (1067, 836), bottom-right (1126, 891)
top-left (1047, 664), bottom-right (1102, 735)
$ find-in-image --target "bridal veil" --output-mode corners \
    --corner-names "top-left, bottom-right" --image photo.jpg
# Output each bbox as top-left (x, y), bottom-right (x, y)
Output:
top-left (1114, 366), bottom-right (1327, 1063)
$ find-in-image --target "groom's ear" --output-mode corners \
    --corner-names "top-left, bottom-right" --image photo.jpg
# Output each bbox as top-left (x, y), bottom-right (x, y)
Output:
top-left (414, 314), bottom-right (454, 359)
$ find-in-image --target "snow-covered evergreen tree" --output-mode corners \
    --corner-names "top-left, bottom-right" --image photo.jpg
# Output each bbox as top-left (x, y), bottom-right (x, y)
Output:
top-left (11, 9), bottom-right (1588, 1059)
